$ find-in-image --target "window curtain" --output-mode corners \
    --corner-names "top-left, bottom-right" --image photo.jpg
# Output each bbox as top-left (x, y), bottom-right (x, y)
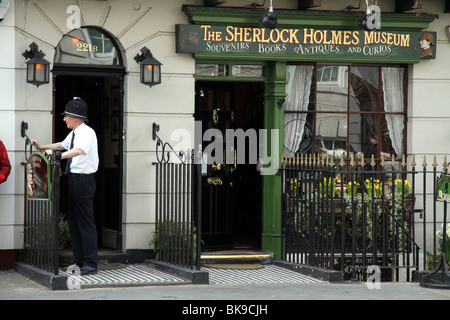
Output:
top-left (381, 67), bottom-right (405, 157)
top-left (284, 65), bottom-right (314, 156)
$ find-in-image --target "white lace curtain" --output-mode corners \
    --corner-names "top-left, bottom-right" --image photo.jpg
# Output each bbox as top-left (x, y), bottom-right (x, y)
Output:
top-left (382, 67), bottom-right (405, 157)
top-left (284, 65), bottom-right (313, 156)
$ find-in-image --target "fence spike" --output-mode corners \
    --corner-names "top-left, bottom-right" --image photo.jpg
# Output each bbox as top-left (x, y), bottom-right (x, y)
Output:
top-left (300, 153), bottom-right (303, 166)
top-left (370, 154), bottom-right (376, 167)
top-left (360, 153), bottom-right (365, 167)
top-left (391, 154), bottom-right (395, 167)
top-left (444, 155), bottom-right (448, 173)
top-left (411, 154), bottom-right (416, 167)
top-left (433, 155), bottom-right (437, 167)
top-left (296, 153), bottom-right (300, 166)
top-left (402, 154), bottom-right (406, 167)
top-left (313, 153), bottom-right (316, 166)
top-left (381, 153), bottom-right (385, 167)
top-left (350, 153), bottom-right (355, 167)
top-left (340, 154), bottom-right (345, 167)
top-left (422, 155), bottom-right (427, 167)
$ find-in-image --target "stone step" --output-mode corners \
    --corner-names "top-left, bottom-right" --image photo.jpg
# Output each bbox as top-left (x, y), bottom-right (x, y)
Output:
top-left (201, 250), bottom-right (273, 265)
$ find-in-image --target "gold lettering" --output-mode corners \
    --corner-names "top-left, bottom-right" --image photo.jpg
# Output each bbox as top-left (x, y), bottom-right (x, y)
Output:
top-left (226, 26), bottom-right (234, 42)
top-left (304, 28), bottom-right (314, 44)
top-left (400, 34), bottom-right (410, 47)
top-left (289, 29), bottom-right (300, 44)
top-left (332, 31), bottom-right (343, 45)
top-left (343, 31), bottom-right (352, 45)
top-left (244, 28), bottom-right (252, 42)
top-left (201, 25), bottom-right (212, 41)
top-left (253, 28), bottom-right (262, 43)
top-left (322, 31), bottom-right (332, 45)
top-left (280, 29), bottom-right (290, 43)
top-left (352, 31), bottom-right (360, 46)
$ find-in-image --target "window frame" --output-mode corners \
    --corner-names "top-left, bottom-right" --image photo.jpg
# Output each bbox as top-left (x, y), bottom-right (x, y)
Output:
top-left (284, 62), bottom-right (408, 161)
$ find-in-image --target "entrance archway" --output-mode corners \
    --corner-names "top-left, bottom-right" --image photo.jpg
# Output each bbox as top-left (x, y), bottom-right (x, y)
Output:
top-left (53, 26), bottom-right (125, 250)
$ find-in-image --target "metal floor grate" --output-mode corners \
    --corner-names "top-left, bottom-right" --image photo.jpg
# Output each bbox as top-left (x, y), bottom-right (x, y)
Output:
top-left (202, 265), bottom-right (321, 284)
top-left (60, 264), bottom-right (190, 288)
top-left (60, 264), bottom-right (321, 289)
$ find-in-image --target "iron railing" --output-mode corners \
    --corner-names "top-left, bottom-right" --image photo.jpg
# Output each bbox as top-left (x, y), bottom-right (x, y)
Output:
top-left (281, 153), bottom-right (449, 283)
top-left (152, 123), bottom-right (202, 270)
top-left (19, 121), bottom-right (61, 275)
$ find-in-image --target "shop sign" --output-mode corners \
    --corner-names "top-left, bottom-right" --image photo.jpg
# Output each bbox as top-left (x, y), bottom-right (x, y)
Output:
top-left (176, 24), bottom-right (436, 61)
top-left (26, 152), bottom-right (51, 201)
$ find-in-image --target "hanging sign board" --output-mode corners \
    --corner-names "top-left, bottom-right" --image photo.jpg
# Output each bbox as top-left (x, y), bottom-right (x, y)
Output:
top-left (0, 0), bottom-right (10, 23)
top-left (437, 174), bottom-right (450, 202)
top-left (26, 152), bottom-right (51, 201)
top-left (176, 24), bottom-right (436, 61)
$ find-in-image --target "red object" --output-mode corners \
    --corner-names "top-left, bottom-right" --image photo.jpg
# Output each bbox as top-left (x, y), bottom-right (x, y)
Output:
top-left (0, 140), bottom-right (11, 184)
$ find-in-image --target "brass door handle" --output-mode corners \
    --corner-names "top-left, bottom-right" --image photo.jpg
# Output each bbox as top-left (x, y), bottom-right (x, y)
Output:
top-left (212, 162), bottom-right (222, 171)
top-left (230, 150), bottom-right (237, 173)
top-left (207, 177), bottom-right (223, 186)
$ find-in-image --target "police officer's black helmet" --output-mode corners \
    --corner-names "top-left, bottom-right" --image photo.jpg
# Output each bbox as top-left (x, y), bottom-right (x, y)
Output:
top-left (61, 97), bottom-right (89, 122)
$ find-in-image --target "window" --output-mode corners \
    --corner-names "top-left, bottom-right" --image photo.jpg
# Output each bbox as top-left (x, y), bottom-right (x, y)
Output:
top-left (284, 64), bottom-right (407, 161)
top-left (54, 27), bottom-right (121, 65)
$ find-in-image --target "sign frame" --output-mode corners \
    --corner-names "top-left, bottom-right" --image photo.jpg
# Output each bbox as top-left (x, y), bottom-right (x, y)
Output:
top-left (26, 152), bottom-right (51, 201)
top-left (176, 24), bottom-right (436, 63)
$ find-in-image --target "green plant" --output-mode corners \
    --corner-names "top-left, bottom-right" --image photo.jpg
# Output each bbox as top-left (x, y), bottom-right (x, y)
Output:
top-left (59, 213), bottom-right (70, 248)
top-left (149, 221), bottom-right (200, 260)
top-left (364, 178), bottom-right (383, 199)
top-left (319, 176), bottom-right (337, 197)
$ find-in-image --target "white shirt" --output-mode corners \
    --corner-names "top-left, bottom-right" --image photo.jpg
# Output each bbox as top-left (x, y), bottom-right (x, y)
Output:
top-left (62, 123), bottom-right (99, 174)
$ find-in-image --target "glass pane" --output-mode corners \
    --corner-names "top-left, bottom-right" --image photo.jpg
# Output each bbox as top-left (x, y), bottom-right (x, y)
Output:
top-left (317, 66), bottom-right (348, 112)
top-left (316, 113), bottom-right (348, 156)
top-left (195, 64), bottom-right (228, 76)
top-left (382, 114), bottom-right (403, 158)
top-left (284, 114), bottom-right (314, 155)
top-left (54, 27), bottom-right (120, 65)
top-left (232, 65), bottom-right (265, 77)
top-left (350, 67), bottom-right (379, 112)
top-left (350, 113), bottom-right (377, 156)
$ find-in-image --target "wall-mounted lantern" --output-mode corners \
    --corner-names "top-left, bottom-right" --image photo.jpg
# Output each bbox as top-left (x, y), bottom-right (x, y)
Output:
top-left (134, 47), bottom-right (162, 87)
top-left (259, 0), bottom-right (277, 29)
top-left (22, 42), bottom-right (50, 87)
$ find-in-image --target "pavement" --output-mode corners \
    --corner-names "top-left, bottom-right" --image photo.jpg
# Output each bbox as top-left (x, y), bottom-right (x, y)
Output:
top-left (1, 265), bottom-right (450, 301)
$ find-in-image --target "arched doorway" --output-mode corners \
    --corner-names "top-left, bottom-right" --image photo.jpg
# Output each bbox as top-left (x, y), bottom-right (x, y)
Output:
top-left (53, 27), bottom-right (125, 250)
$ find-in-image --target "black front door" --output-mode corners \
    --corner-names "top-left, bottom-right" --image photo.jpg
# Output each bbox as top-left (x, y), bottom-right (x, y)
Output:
top-left (195, 81), bottom-right (264, 250)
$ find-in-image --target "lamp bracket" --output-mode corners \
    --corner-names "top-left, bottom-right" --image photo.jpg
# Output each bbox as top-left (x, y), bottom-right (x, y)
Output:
top-left (22, 42), bottom-right (46, 60)
top-left (133, 47), bottom-right (153, 63)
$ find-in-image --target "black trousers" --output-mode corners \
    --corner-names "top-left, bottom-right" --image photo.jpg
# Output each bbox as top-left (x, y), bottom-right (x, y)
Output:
top-left (67, 174), bottom-right (98, 269)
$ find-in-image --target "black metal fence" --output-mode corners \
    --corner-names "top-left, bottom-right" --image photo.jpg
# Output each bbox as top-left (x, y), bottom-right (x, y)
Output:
top-left (281, 153), bottom-right (449, 283)
top-left (19, 128), bottom-right (61, 275)
top-left (151, 123), bottom-right (202, 270)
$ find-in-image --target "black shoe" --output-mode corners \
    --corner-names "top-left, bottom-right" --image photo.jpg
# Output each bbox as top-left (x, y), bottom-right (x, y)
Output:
top-left (80, 265), bottom-right (97, 275)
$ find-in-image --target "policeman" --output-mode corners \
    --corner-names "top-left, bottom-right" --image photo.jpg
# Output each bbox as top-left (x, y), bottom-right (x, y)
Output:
top-left (32, 98), bottom-right (99, 275)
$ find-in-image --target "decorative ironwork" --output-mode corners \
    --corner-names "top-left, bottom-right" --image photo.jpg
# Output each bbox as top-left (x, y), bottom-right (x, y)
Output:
top-left (152, 122), bottom-right (187, 164)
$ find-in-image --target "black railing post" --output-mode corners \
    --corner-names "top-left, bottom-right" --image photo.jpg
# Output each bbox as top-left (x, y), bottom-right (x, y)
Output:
top-left (194, 146), bottom-right (202, 270)
top-left (51, 148), bottom-right (62, 275)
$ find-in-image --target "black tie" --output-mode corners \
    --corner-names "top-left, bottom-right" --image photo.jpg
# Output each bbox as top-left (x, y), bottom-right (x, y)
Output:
top-left (66, 132), bottom-right (75, 175)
